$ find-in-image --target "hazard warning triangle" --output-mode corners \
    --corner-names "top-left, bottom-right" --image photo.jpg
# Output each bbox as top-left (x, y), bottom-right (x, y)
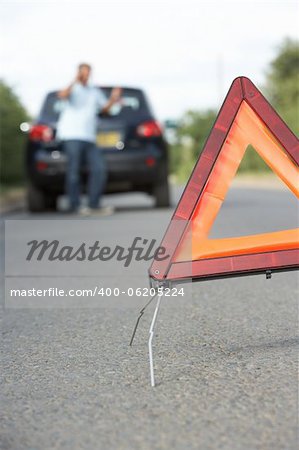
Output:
top-left (149, 77), bottom-right (299, 284)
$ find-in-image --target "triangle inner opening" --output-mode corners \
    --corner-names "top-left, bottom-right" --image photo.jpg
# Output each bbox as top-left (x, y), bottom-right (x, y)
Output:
top-left (210, 144), bottom-right (299, 238)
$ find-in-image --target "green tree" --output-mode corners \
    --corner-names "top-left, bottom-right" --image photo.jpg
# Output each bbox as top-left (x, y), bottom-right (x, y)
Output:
top-left (265, 38), bottom-right (299, 135)
top-left (170, 38), bottom-right (299, 181)
top-left (0, 80), bottom-right (30, 185)
top-left (169, 109), bottom-right (217, 181)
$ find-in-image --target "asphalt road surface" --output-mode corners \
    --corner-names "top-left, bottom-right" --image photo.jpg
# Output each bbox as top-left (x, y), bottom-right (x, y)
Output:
top-left (1, 185), bottom-right (298, 450)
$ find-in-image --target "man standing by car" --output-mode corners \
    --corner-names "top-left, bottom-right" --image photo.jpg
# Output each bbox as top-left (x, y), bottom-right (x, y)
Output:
top-left (57, 63), bottom-right (122, 214)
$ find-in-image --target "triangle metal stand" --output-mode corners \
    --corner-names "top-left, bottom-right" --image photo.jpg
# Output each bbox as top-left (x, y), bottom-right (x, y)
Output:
top-left (130, 290), bottom-right (164, 387)
top-left (148, 293), bottom-right (163, 387)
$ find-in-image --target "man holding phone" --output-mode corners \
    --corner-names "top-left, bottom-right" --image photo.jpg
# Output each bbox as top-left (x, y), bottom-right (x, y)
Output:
top-left (57, 63), bottom-right (122, 215)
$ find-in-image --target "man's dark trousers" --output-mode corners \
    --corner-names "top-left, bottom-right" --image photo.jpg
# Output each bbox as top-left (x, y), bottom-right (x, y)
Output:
top-left (63, 139), bottom-right (107, 210)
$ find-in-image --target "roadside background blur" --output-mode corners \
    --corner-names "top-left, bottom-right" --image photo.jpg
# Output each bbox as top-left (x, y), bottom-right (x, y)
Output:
top-left (0, 0), bottom-right (298, 201)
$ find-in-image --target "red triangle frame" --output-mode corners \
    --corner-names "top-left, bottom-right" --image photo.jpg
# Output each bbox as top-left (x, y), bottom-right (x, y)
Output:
top-left (149, 77), bottom-right (299, 285)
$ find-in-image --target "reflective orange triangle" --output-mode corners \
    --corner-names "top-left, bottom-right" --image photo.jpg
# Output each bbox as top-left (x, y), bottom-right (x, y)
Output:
top-left (149, 77), bottom-right (299, 283)
top-left (174, 101), bottom-right (299, 262)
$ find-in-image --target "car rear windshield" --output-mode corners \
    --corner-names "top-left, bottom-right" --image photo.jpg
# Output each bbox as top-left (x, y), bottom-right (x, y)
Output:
top-left (39, 87), bottom-right (151, 124)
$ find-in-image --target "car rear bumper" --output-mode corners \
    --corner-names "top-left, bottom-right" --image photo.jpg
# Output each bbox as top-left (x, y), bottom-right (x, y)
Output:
top-left (28, 147), bottom-right (166, 194)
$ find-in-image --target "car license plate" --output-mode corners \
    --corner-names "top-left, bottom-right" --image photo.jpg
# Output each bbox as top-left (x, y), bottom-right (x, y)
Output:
top-left (96, 131), bottom-right (121, 148)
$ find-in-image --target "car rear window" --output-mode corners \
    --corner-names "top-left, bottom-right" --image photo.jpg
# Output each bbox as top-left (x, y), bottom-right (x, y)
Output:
top-left (39, 88), bottom-right (150, 124)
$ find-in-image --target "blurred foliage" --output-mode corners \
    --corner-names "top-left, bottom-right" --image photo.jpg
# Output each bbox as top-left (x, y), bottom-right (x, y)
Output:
top-left (265, 38), bottom-right (299, 135)
top-left (169, 110), bottom-right (217, 182)
top-left (0, 80), bottom-right (30, 186)
top-left (169, 38), bottom-right (299, 181)
top-left (238, 145), bottom-right (270, 173)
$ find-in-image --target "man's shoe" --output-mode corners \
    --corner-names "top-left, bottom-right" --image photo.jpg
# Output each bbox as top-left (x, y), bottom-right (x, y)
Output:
top-left (92, 206), bottom-right (115, 216)
top-left (79, 206), bottom-right (115, 217)
top-left (79, 206), bottom-right (92, 216)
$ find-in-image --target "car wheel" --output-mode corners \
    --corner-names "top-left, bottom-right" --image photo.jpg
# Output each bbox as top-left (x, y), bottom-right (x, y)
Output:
top-left (45, 194), bottom-right (58, 211)
top-left (153, 179), bottom-right (171, 208)
top-left (27, 183), bottom-right (47, 212)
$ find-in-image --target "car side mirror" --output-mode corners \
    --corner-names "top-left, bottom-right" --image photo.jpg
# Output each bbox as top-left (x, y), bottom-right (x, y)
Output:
top-left (164, 119), bottom-right (178, 130)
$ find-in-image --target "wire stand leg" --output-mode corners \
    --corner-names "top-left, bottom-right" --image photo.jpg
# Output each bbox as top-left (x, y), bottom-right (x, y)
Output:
top-left (129, 293), bottom-right (158, 346)
top-left (148, 293), bottom-right (162, 387)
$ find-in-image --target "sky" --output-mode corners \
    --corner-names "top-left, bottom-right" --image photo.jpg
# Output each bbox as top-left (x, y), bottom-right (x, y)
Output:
top-left (0, 0), bottom-right (298, 120)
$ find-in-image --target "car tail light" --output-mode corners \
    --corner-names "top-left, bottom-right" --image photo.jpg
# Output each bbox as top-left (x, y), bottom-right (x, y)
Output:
top-left (29, 124), bottom-right (53, 142)
top-left (36, 161), bottom-right (48, 171)
top-left (137, 120), bottom-right (162, 138)
top-left (145, 156), bottom-right (156, 167)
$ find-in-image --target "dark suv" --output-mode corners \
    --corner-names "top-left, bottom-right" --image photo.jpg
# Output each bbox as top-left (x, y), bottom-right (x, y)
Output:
top-left (25, 87), bottom-right (170, 211)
